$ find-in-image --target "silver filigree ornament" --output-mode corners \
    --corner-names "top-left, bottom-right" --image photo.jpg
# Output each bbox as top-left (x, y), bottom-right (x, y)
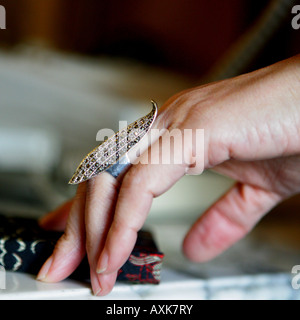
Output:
top-left (69, 100), bottom-right (158, 185)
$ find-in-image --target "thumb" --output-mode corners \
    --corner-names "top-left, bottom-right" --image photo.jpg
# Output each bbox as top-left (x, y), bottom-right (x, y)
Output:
top-left (182, 182), bottom-right (282, 263)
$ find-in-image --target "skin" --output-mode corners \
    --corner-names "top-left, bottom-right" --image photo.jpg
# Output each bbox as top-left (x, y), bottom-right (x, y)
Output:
top-left (37, 55), bottom-right (300, 296)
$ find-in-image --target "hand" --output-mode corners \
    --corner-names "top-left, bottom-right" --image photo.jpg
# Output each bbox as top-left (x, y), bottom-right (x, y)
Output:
top-left (37, 55), bottom-right (300, 296)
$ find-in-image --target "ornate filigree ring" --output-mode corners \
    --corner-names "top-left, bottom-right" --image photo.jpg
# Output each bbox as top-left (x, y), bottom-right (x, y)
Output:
top-left (69, 100), bottom-right (158, 185)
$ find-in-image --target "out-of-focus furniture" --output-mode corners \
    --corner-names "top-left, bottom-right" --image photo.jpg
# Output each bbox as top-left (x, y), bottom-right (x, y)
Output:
top-left (0, 0), bottom-right (254, 75)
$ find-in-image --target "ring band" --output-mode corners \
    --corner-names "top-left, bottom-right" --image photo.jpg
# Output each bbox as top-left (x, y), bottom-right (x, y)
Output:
top-left (105, 154), bottom-right (131, 179)
top-left (68, 100), bottom-right (158, 185)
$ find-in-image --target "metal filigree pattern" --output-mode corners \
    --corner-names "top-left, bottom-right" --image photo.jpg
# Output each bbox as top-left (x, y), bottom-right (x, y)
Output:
top-left (69, 100), bottom-right (158, 185)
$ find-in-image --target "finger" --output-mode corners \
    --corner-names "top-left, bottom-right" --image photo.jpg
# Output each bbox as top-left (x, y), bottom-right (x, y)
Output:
top-left (37, 183), bottom-right (87, 282)
top-left (96, 123), bottom-right (202, 275)
top-left (95, 272), bottom-right (118, 296)
top-left (84, 172), bottom-right (119, 295)
top-left (96, 121), bottom-right (202, 282)
top-left (182, 182), bottom-right (282, 263)
top-left (39, 199), bottom-right (74, 231)
top-left (96, 157), bottom-right (186, 275)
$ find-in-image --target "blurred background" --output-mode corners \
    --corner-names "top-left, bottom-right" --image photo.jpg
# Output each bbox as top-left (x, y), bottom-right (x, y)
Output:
top-left (0, 0), bottom-right (299, 216)
top-left (0, 1), bottom-right (300, 296)
top-left (1, 0), bottom-right (299, 74)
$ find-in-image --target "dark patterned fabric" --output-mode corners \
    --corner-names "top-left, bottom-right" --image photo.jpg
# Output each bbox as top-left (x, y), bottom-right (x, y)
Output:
top-left (0, 214), bottom-right (164, 284)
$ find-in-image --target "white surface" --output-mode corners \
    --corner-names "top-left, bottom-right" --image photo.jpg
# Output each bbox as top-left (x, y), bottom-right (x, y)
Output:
top-left (0, 267), bottom-right (297, 300)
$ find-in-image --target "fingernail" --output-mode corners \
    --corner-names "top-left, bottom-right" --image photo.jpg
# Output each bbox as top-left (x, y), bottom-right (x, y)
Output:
top-left (92, 280), bottom-right (102, 296)
top-left (94, 288), bottom-right (102, 296)
top-left (37, 256), bottom-right (53, 281)
top-left (96, 252), bottom-right (108, 274)
top-left (90, 272), bottom-right (102, 296)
